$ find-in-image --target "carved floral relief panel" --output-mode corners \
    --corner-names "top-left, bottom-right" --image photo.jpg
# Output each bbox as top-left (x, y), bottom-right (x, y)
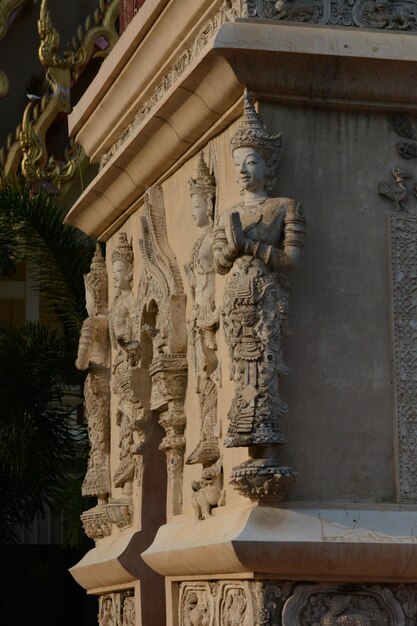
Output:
top-left (282, 584), bottom-right (405, 626)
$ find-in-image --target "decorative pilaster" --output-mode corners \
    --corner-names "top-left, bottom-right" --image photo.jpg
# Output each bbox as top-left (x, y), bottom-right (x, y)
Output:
top-left (390, 214), bottom-right (417, 502)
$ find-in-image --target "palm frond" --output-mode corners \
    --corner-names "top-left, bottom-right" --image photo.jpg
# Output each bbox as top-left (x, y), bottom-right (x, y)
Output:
top-left (0, 179), bottom-right (96, 352)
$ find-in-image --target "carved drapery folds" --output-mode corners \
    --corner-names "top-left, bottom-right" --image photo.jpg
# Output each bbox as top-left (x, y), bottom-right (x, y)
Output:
top-left (76, 244), bottom-right (112, 541)
top-left (107, 233), bottom-right (143, 529)
top-left (185, 152), bottom-right (224, 519)
top-left (213, 89), bottom-right (306, 502)
top-left (137, 186), bottom-right (187, 515)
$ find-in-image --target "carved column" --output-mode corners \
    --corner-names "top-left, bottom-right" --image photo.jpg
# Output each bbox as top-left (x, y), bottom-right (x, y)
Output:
top-left (390, 213), bottom-right (417, 502)
top-left (149, 354), bottom-right (188, 515)
top-left (137, 186), bottom-right (188, 517)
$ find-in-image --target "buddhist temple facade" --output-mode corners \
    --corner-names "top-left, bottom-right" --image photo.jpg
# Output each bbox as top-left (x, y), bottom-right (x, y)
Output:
top-left (66, 1), bottom-right (417, 624)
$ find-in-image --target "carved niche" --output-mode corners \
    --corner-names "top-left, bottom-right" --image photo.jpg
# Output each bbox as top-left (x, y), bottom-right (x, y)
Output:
top-left (282, 585), bottom-right (405, 626)
top-left (136, 186), bottom-right (188, 515)
top-left (184, 151), bottom-right (225, 519)
top-left (213, 89), bottom-right (306, 502)
top-left (178, 580), bottom-right (285, 626)
top-left (107, 232), bottom-right (146, 529)
top-left (179, 582), bottom-right (215, 626)
top-left (99, 590), bottom-right (135, 626)
top-left (219, 582), bottom-right (253, 626)
top-left (76, 244), bottom-right (112, 541)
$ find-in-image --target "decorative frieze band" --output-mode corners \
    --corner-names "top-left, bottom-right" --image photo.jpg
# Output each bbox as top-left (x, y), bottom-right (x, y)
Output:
top-left (390, 214), bottom-right (417, 502)
top-left (178, 581), bottom-right (416, 626)
top-left (244, 0), bottom-right (417, 29)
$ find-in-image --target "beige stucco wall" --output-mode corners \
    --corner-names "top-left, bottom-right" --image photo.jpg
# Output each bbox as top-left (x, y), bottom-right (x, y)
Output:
top-left (104, 104), bottom-right (397, 516)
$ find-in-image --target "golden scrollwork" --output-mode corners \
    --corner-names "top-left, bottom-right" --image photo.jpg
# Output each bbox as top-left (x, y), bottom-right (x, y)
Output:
top-left (38, 0), bottom-right (119, 80)
top-left (20, 101), bottom-right (83, 191)
top-left (1, 0), bottom-right (119, 189)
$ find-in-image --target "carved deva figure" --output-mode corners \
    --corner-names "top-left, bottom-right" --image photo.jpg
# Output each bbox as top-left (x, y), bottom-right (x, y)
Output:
top-left (76, 244), bottom-right (111, 540)
top-left (185, 152), bottom-right (220, 469)
top-left (107, 232), bottom-right (142, 528)
top-left (213, 89), bottom-right (306, 502)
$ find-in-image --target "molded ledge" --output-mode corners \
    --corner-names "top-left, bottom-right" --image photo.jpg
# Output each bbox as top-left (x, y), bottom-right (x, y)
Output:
top-left (64, 50), bottom-right (242, 239)
top-left (65, 21), bottom-right (417, 238)
top-left (215, 21), bottom-right (417, 110)
top-left (70, 530), bottom-right (158, 592)
top-left (142, 506), bottom-right (417, 583)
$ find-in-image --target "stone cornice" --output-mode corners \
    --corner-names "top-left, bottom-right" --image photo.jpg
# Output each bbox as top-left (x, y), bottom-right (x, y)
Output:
top-left (142, 505), bottom-right (417, 582)
top-left (65, 16), bottom-right (417, 239)
top-left (68, 0), bottom-right (224, 161)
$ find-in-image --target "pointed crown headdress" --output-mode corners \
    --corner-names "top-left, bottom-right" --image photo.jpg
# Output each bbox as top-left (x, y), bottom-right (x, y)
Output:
top-left (188, 152), bottom-right (216, 202)
top-left (111, 232), bottom-right (133, 267)
top-left (231, 89), bottom-right (282, 167)
top-left (84, 244), bottom-right (108, 313)
top-left (111, 232), bottom-right (133, 287)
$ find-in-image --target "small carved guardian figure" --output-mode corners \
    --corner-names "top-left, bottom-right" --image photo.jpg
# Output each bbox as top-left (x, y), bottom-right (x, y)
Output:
top-left (185, 152), bottom-right (220, 468)
top-left (76, 244), bottom-right (111, 540)
top-left (121, 592), bottom-right (135, 626)
top-left (213, 89), bottom-right (306, 502)
top-left (191, 456), bottom-right (224, 520)
top-left (100, 596), bottom-right (116, 626)
top-left (107, 232), bottom-right (142, 528)
top-left (183, 590), bottom-right (210, 626)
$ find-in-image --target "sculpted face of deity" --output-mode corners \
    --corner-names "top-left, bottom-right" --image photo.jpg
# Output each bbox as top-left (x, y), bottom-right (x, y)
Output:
top-left (191, 192), bottom-right (211, 228)
top-left (233, 147), bottom-right (269, 199)
top-left (112, 259), bottom-right (130, 291)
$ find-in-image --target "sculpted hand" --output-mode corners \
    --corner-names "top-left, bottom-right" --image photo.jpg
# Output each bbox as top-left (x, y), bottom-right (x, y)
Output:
top-left (225, 211), bottom-right (247, 253)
